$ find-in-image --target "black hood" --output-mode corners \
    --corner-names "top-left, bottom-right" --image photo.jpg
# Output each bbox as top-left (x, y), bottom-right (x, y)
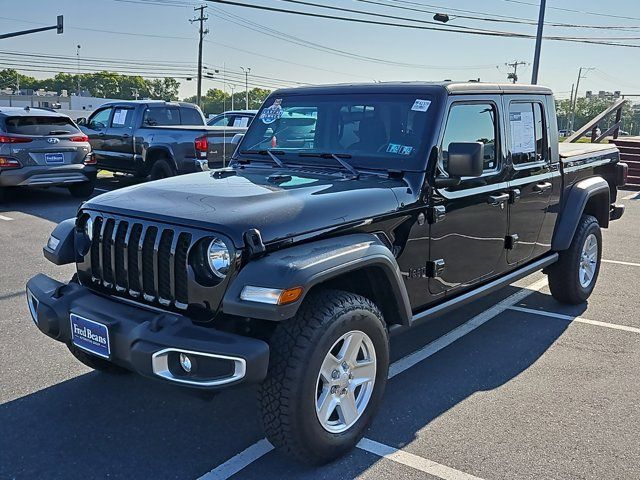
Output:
top-left (83, 168), bottom-right (404, 248)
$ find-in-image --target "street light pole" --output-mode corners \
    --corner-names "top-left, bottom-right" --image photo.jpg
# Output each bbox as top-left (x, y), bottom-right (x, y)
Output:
top-left (241, 66), bottom-right (251, 109)
top-left (76, 44), bottom-right (81, 95)
top-left (531, 0), bottom-right (547, 84)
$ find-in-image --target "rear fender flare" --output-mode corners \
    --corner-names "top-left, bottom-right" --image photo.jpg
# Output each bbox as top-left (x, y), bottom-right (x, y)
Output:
top-left (142, 145), bottom-right (177, 172)
top-left (552, 176), bottom-right (610, 251)
top-left (222, 234), bottom-right (412, 324)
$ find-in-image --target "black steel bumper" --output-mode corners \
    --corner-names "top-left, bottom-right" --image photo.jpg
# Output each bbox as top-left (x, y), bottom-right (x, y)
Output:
top-left (25, 274), bottom-right (269, 389)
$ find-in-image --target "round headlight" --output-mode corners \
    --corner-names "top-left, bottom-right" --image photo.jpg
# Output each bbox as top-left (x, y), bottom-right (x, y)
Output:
top-left (207, 238), bottom-right (230, 279)
top-left (84, 216), bottom-right (94, 241)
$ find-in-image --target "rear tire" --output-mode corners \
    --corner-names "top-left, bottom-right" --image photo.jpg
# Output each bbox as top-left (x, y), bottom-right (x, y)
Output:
top-left (148, 159), bottom-right (174, 181)
top-left (67, 344), bottom-right (129, 374)
top-left (68, 179), bottom-right (95, 199)
top-left (258, 289), bottom-right (389, 465)
top-left (547, 214), bottom-right (602, 304)
top-left (0, 187), bottom-right (5, 202)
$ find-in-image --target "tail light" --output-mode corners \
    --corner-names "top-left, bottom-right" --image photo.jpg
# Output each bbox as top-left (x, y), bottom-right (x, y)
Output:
top-left (0, 157), bottom-right (22, 169)
top-left (84, 153), bottom-right (96, 165)
top-left (70, 134), bottom-right (89, 142)
top-left (0, 135), bottom-right (32, 143)
top-left (195, 136), bottom-right (208, 158)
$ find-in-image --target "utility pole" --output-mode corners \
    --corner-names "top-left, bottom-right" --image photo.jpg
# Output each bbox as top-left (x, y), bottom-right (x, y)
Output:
top-left (241, 66), bottom-right (251, 109)
top-left (531, 0), bottom-right (546, 84)
top-left (569, 67), bottom-right (594, 131)
top-left (505, 61), bottom-right (527, 83)
top-left (567, 83), bottom-right (574, 130)
top-left (190, 5), bottom-right (208, 108)
top-left (76, 44), bottom-right (81, 95)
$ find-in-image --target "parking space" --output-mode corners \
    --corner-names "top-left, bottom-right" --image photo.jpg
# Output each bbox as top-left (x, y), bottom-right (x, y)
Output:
top-left (1, 186), bottom-right (639, 480)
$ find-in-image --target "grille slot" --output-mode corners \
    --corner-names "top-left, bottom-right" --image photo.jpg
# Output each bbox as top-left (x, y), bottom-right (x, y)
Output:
top-left (87, 216), bottom-right (196, 310)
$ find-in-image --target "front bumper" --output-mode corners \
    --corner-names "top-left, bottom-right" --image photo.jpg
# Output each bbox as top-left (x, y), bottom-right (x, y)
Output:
top-left (26, 274), bottom-right (269, 389)
top-left (0, 164), bottom-right (96, 187)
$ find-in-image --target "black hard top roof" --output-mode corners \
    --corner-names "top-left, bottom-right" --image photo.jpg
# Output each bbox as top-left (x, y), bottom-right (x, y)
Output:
top-left (99, 100), bottom-right (201, 108)
top-left (271, 81), bottom-right (553, 96)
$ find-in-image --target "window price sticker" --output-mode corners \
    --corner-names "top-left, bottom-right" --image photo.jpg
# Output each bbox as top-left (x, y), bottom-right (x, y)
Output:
top-left (411, 99), bottom-right (431, 112)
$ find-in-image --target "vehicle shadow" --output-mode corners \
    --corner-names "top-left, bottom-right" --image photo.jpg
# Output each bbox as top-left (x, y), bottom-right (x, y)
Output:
top-left (0, 174), bottom-right (142, 225)
top-left (0, 287), bottom-right (588, 480)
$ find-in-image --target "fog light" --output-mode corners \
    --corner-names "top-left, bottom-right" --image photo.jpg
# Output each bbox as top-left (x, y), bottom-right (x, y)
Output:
top-left (179, 353), bottom-right (192, 373)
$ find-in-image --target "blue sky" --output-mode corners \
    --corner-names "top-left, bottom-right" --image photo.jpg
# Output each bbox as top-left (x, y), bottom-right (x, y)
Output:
top-left (1, 0), bottom-right (639, 101)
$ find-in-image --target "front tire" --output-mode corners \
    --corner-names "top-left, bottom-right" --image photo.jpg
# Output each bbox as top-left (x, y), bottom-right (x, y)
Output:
top-left (258, 290), bottom-right (389, 465)
top-left (548, 214), bottom-right (602, 304)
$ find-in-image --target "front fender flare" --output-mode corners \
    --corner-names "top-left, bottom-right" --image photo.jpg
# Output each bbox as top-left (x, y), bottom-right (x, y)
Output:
top-left (552, 176), bottom-right (610, 251)
top-left (222, 234), bottom-right (412, 323)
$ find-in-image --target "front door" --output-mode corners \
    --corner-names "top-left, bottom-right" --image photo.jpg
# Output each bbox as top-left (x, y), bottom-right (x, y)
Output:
top-left (84, 106), bottom-right (113, 168)
top-left (504, 97), bottom-right (553, 265)
top-left (429, 98), bottom-right (509, 296)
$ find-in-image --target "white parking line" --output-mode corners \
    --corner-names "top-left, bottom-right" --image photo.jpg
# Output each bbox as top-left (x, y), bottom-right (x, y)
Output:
top-left (602, 259), bottom-right (640, 268)
top-left (197, 439), bottom-right (274, 480)
top-left (509, 306), bottom-right (640, 334)
top-left (0, 214), bottom-right (13, 221)
top-left (621, 191), bottom-right (639, 200)
top-left (198, 277), bottom-right (548, 479)
top-left (357, 438), bottom-right (485, 480)
top-left (389, 277), bottom-right (548, 378)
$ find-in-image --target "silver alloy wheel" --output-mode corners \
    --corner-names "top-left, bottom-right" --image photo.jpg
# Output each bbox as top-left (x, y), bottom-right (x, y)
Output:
top-left (579, 233), bottom-right (598, 288)
top-left (315, 330), bottom-right (377, 434)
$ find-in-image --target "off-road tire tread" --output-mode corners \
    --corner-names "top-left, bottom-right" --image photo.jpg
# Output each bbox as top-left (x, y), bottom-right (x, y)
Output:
top-left (548, 214), bottom-right (601, 304)
top-left (258, 289), bottom-right (386, 464)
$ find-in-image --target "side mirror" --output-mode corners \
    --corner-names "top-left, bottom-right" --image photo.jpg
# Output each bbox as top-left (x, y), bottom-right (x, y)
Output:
top-left (76, 117), bottom-right (86, 126)
top-left (447, 142), bottom-right (484, 178)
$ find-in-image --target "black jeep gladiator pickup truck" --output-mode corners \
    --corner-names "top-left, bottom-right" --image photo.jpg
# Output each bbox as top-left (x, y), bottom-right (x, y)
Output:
top-left (78, 100), bottom-right (246, 179)
top-left (27, 82), bottom-right (627, 464)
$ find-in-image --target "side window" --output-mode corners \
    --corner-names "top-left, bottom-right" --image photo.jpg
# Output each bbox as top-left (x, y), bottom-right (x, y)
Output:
top-left (441, 103), bottom-right (497, 173)
top-left (208, 115), bottom-right (229, 127)
top-left (180, 107), bottom-right (204, 126)
top-left (509, 102), bottom-right (547, 165)
top-left (88, 108), bottom-right (112, 130)
top-left (232, 115), bottom-right (251, 127)
top-left (143, 107), bottom-right (181, 126)
top-left (110, 107), bottom-right (133, 128)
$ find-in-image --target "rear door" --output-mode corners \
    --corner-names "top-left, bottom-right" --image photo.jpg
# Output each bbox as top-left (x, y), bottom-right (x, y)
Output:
top-left (429, 97), bottom-right (510, 297)
top-left (504, 96), bottom-right (554, 265)
top-left (103, 105), bottom-right (136, 172)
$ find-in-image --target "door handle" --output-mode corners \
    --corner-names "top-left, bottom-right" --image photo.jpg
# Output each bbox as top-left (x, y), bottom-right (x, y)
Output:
top-left (488, 193), bottom-right (510, 206)
top-left (533, 182), bottom-right (552, 193)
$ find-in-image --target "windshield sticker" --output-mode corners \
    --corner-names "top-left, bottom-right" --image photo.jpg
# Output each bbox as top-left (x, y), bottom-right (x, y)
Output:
top-left (387, 143), bottom-right (401, 154)
top-left (260, 99), bottom-right (283, 124)
top-left (400, 145), bottom-right (414, 155)
top-left (411, 99), bottom-right (431, 112)
top-left (386, 144), bottom-right (414, 155)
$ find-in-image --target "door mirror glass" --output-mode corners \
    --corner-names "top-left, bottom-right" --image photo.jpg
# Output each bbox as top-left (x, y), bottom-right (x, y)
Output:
top-left (447, 142), bottom-right (484, 178)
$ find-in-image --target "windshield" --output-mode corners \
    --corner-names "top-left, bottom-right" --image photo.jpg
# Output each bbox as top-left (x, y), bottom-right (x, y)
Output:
top-left (239, 93), bottom-right (436, 170)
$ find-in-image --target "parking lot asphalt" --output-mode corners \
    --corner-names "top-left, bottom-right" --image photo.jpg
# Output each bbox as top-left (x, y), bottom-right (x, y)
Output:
top-left (1, 181), bottom-right (639, 480)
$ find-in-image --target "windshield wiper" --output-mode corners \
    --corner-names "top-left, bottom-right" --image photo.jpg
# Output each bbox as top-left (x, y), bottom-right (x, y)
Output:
top-left (299, 152), bottom-right (360, 178)
top-left (239, 149), bottom-right (286, 168)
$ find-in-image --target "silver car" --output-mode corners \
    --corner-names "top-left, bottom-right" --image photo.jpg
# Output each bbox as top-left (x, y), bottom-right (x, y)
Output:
top-left (0, 107), bottom-right (96, 200)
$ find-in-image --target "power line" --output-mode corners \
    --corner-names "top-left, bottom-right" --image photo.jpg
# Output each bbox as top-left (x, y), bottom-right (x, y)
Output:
top-left (207, 0), bottom-right (640, 48)
top-left (500, 0), bottom-right (640, 22)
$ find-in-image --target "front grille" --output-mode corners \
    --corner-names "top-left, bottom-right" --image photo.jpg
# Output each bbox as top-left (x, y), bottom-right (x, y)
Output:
top-left (87, 215), bottom-right (197, 310)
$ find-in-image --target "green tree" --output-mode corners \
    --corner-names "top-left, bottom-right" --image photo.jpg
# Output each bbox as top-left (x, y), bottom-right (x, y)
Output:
top-left (557, 96), bottom-right (639, 136)
top-left (186, 87), bottom-right (273, 115)
top-left (0, 69), bottom-right (38, 90)
top-left (147, 77), bottom-right (180, 100)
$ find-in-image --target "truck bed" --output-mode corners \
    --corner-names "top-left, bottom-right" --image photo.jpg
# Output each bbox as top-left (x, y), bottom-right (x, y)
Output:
top-left (558, 142), bottom-right (618, 160)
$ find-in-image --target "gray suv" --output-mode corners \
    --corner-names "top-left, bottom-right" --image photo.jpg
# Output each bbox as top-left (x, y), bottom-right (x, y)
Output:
top-left (0, 107), bottom-right (96, 201)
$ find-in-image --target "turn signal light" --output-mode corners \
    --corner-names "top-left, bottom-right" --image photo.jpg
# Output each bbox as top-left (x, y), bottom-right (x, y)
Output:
top-left (0, 157), bottom-right (22, 169)
top-left (0, 135), bottom-right (32, 143)
top-left (278, 287), bottom-right (304, 305)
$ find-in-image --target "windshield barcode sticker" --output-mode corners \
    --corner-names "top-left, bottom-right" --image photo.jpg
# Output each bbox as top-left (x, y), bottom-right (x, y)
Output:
top-left (411, 99), bottom-right (431, 112)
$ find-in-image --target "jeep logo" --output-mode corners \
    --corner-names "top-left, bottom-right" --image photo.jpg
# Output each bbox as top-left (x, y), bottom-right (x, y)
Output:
top-left (47, 137), bottom-right (60, 144)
